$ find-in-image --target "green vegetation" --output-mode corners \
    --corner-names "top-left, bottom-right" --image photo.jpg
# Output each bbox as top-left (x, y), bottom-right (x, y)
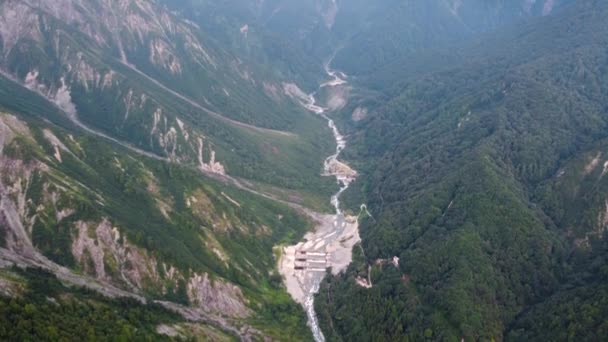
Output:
top-left (317, 1), bottom-right (608, 340)
top-left (508, 272), bottom-right (608, 341)
top-left (1, 0), bottom-right (336, 196)
top-left (161, 0), bottom-right (327, 90)
top-left (0, 0), bottom-right (338, 337)
top-left (0, 267), bottom-right (179, 341)
top-left (1, 109), bottom-right (313, 338)
top-left (331, 0), bottom-right (572, 78)
top-left (3, 0), bottom-right (607, 341)
top-left (251, 278), bottom-right (312, 341)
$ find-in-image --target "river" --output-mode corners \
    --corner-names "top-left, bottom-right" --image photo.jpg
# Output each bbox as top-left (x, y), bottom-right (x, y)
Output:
top-left (279, 60), bottom-right (360, 342)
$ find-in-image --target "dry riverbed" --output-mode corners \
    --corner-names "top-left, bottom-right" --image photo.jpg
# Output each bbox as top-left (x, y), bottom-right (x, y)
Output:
top-left (278, 211), bottom-right (361, 305)
top-left (277, 55), bottom-right (362, 342)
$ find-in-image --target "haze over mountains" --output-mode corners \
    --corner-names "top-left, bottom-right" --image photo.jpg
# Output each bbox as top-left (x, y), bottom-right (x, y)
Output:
top-left (0, 0), bottom-right (606, 341)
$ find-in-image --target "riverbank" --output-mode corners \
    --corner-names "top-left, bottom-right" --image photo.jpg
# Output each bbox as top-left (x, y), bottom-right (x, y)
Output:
top-left (277, 60), bottom-right (361, 342)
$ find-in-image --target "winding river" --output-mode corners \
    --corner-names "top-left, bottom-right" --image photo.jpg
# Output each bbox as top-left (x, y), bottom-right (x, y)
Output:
top-left (283, 61), bottom-right (358, 342)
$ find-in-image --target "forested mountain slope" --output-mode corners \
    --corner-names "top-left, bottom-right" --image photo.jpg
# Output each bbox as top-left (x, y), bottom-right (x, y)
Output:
top-left (331, 0), bottom-right (573, 77)
top-left (1, 0), bottom-right (607, 340)
top-left (317, 0), bottom-right (608, 340)
top-left (165, 0), bottom-right (571, 78)
top-left (160, 0), bottom-right (330, 90)
top-left (185, 0), bottom-right (573, 90)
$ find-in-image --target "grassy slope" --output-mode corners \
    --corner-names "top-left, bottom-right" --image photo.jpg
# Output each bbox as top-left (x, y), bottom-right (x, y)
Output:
top-left (3, 1), bottom-right (336, 202)
top-left (1, 101), bottom-right (314, 339)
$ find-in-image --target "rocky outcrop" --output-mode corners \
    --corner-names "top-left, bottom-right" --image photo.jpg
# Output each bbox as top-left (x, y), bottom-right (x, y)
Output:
top-left (282, 82), bottom-right (310, 104)
top-left (0, 114), bottom-right (42, 255)
top-left (149, 39), bottom-right (183, 75)
top-left (187, 273), bottom-right (250, 318)
top-left (324, 159), bottom-right (357, 179)
top-left (0, 0), bottom-right (238, 174)
top-left (0, 0), bottom-right (215, 70)
top-left (70, 217), bottom-right (249, 317)
top-left (352, 107), bottom-right (368, 122)
top-left (197, 138), bottom-right (225, 175)
top-left (1, 114), bottom-right (248, 321)
top-left (71, 218), bottom-right (166, 290)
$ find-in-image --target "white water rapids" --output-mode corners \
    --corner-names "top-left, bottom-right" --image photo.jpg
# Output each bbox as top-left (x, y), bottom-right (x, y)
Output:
top-left (299, 62), bottom-right (354, 342)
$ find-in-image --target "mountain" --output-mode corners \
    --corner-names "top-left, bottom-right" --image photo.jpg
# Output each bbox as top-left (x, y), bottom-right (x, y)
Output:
top-left (187, 0), bottom-right (573, 78)
top-left (331, 0), bottom-right (574, 76)
top-left (157, 0), bottom-right (330, 90)
top-left (0, 0), bottom-right (343, 339)
top-left (316, 0), bottom-right (608, 340)
top-left (183, 0), bottom-right (575, 90)
top-left (0, 0), bottom-right (338, 195)
top-left (1, 0), bottom-right (607, 340)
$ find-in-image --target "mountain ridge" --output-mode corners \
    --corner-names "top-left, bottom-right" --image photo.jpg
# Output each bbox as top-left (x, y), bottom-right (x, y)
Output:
top-left (1, 0), bottom-right (607, 341)
top-left (316, 0), bottom-right (608, 340)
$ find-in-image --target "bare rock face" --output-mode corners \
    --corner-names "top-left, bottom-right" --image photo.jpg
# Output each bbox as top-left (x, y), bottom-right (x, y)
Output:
top-left (0, 0), bottom-right (215, 70)
top-left (0, 0), bottom-right (232, 172)
top-left (0, 114), bottom-right (42, 256)
top-left (72, 221), bottom-right (109, 280)
top-left (522, 0), bottom-right (557, 15)
top-left (324, 159), bottom-right (357, 179)
top-left (71, 219), bottom-right (162, 289)
top-left (0, 113), bottom-right (249, 321)
top-left (187, 273), bottom-right (250, 318)
top-left (352, 107), bottom-right (368, 122)
top-left (197, 138), bottom-right (225, 175)
top-left (70, 217), bottom-right (249, 318)
top-left (318, 0), bottom-right (338, 28)
top-left (0, 113), bottom-right (30, 152)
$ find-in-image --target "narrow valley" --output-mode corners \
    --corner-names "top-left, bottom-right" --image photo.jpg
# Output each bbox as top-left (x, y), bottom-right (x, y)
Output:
top-left (279, 62), bottom-right (363, 342)
top-left (2, 0), bottom-right (607, 341)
